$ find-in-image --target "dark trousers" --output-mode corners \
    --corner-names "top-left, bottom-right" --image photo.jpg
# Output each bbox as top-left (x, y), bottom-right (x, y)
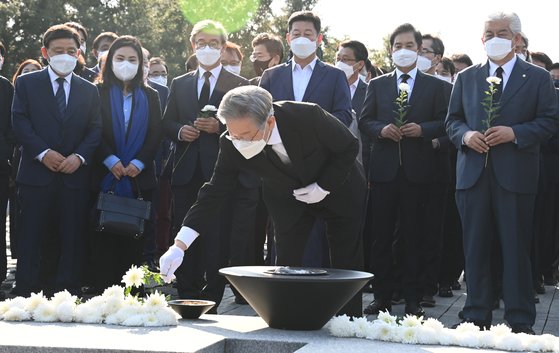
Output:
top-left (368, 168), bottom-right (427, 302)
top-left (0, 174), bottom-right (9, 283)
top-left (155, 174), bottom-right (173, 257)
top-left (456, 161), bottom-right (536, 326)
top-left (532, 180), bottom-right (559, 283)
top-left (254, 190), bottom-right (275, 265)
top-left (274, 199), bottom-right (365, 317)
top-left (438, 183), bottom-right (464, 287)
top-left (173, 161), bottom-right (224, 306)
top-left (15, 177), bottom-right (89, 296)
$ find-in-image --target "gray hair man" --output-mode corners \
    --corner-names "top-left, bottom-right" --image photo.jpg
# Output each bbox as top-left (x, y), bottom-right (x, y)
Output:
top-left (160, 85), bottom-right (367, 317)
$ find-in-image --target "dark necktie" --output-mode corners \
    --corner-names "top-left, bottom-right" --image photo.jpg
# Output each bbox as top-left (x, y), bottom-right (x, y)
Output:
top-left (198, 71), bottom-right (212, 108)
top-left (55, 77), bottom-right (66, 115)
top-left (400, 73), bottom-right (410, 84)
top-left (494, 66), bottom-right (504, 102)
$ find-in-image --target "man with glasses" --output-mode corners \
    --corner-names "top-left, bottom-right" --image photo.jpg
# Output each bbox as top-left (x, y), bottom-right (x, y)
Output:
top-left (162, 20), bottom-right (248, 312)
top-left (160, 85), bottom-right (366, 317)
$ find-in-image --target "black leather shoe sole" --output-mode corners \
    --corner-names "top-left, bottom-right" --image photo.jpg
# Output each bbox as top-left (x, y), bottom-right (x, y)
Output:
top-left (364, 301), bottom-right (392, 315)
top-left (511, 325), bottom-right (535, 335)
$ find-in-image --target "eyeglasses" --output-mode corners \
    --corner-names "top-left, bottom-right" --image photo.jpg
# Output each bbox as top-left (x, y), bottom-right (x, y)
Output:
top-left (226, 126), bottom-right (263, 142)
top-left (421, 48), bottom-right (435, 54)
top-left (195, 41), bottom-right (221, 50)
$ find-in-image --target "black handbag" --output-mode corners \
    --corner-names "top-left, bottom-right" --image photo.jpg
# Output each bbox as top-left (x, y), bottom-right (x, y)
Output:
top-left (95, 179), bottom-right (151, 239)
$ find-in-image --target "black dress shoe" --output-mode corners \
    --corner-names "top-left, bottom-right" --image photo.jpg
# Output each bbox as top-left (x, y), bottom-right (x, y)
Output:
top-left (534, 282), bottom-right (546, 294)
top-left (543, 275), bottom-right (558, 286)
top-left (420, 295), bottom-right (436, 307)
top-left (391, 291), bottom-right (405, 305)
top-left (364, 299), bottom-right (392, 315)
top-left (438, 286), bottom-right (453, 297)
top-left (534, 293), bottom-right (540, 304)
top-left (404, 301), bottom-right (425, 317)
top-left (451, 281), bottom-right (462, 290)
top-left (452, 319), bottom-right (490, 330)
top-left (511, 324), bottom-right (535, 335)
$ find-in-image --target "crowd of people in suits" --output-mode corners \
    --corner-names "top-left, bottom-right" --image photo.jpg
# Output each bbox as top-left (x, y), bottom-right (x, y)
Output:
top-left (1, 9), bottom-right (559, 335)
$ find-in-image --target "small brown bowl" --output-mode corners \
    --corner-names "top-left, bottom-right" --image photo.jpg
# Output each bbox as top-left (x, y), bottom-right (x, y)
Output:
top-left (168, 299), bottom-right (216, 319)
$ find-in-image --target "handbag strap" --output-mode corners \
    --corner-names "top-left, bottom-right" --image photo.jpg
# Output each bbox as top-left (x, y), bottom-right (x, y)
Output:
top-left (107, 177), bottom-right (144, 200)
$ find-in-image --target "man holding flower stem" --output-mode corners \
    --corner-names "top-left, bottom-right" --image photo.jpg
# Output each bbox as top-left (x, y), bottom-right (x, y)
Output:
top-left (359, 23), bottom-right (447, 317)
top-left (445, 12), bottom-right (559, 334)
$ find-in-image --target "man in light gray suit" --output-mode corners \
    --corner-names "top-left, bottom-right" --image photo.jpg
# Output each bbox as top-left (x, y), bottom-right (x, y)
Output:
top-left (445, 12), bottom-right (559, 333)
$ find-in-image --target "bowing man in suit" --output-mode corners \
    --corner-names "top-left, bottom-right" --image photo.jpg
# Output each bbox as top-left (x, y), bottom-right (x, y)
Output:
top-left (162, 20), bottom-right (248, 309)
top-left (160, 86), bottom-right (366, 317)
top-left (445, 12), bottom-right (559, 333)
top-left (12, 24), bottom-right (102, 296)
top-left (359, 23), bottom-right (448, 317)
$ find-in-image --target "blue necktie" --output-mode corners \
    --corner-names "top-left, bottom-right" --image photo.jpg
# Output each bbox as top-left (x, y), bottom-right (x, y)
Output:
top-left (55, 77), bottom-right (66, 116)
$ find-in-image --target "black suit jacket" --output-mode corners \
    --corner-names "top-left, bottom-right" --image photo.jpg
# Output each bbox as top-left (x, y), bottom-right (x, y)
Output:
top-left (182, 101), bottom-right (365, 235)
top-left (12, 68), bottom-right (102, 189)
top-left (163, 67), bottom-right (248, 186)
top-left (92, 84), bottom-right (163, 191)
top-left (352, 79), bottom-right (370, 172)
top-left (359, 70), bottom-right (448, 183)
top-left (0, 76), bottom-right (14, 175)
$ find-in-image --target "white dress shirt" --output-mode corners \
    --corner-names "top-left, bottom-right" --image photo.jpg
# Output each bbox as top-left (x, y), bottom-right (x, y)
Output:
top-left (291, 57), bottom-right (317, 102)
top-left (395, 67), bottom-right (418, 100)
top-left (488, 54), bottom-right (517, 91)
top-left (349, 77), bottom-right (359, 100)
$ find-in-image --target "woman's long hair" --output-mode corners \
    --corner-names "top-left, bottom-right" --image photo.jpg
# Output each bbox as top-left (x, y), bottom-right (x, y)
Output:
top-left (99, 35), bottom-right (145, 89)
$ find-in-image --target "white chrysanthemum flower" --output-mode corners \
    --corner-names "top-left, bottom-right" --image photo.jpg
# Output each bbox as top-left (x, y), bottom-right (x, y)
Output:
top-left (33, 302), bottom-right (58, 322)
top-left (400, 314), bottom-right (423, 327)
top-left (494, 332), bottom-right (523, 351)
top-left (121, 314), bottom-right (147, 327)
top-left (376, 310), bottom-right (397, 326)
top-left (396, 326), bottom-right (419, 344)
top-left (416, 326), bottom-right (439, 345)
top-left (74, 303), bottom-right (103, 324)
top-left (422, 318), bottom-right (444, 332)
top-left (486, 76), bottom-right (502, 85)
top-left (456, 330), bottom-right (482, 348)
top-left (102, 285), bottom-right (125, 300)
top-left (143, 291), bottom-right (167, 312)
top-left (478, 330), bottom-right (497, 349)
top-left (104, 313), bottom-right (121, 325)
top-left (9, 296), bottom-right (28, 310)
top-left (540, 334), bottom-right (557, 352)
top-left (114, 305), bottom-right (144, 323)
top-left (375, 322), bottom-right (396, 342)
top-left (143, 313), bottom-right (160, 327)
top-left (202, 105), bottom-right (217, 112)
top-left (25, 291), bottom-right (48, 312)
top-left (56, 301), bottom-right (75, 322)
top-left (123, 295), bottom-right (142, 307)
top-left (352, 316), bottom-right (370, 338)
top-left (489, 323), bottom-right (512, 336)
top-left (398, 82), bottom-right (410, 93)
top-left (155, 307), bottom-right (178, 326)
top-left (3, 307), bottom-right (31, 321)
top-left (121, 265), bottom-right (145, 288)
top-left (102, 296), bottom-right (124, 316)
top-left (51, 290), bottom-right (77, 307)
top-left (455, 321), bottom-right (480, 333)
top-left (327, 315), bottom-right (355, 337)
top-left (0, 300), bottom-right (11, 315)
top-left (437, 329), bottom-right (459, 346)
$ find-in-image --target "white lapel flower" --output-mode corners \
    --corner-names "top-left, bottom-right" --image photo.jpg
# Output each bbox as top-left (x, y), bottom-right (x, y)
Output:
top-left (3, 307), bottom-right (31, 321)
top-left (121, 265), bottom-right (145, 288)
top-left (398, 82), bottom-right (411, 93)
top-left (486, 76), bottom-right (502, 85)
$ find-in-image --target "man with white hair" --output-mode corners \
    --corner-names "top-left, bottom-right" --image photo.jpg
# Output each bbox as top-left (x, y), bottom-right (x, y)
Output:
top-left (446, 11), bottom-right (559, 333)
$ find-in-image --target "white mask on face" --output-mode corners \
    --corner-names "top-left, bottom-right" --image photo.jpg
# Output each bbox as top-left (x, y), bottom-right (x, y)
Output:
top-left (97, 50), bottom-right (108, 62)
top-left (224, 65), bottom-right (241, 76)
top-left (335, 61), bottom-right (356, 79)
top-left (484, 37), bottom-right (513, 61)
top-left (359, 74), bottom-right (367, 82)
top-left (49, 54), bottom-right (77, 76)
top-left (290, 37), bottom-right (317, 59)
top-left (230, 122), bottom-right (269, 159)
top-left (196, 46), bottom-right (221, 67)
top-left (149, 75), bottom-right (168, 87)
top-left (112, 60), bottom-right (138, 81)
top-left (416, 55), bottom-right (433, 72)
top-left (435, 73), bottom-right (452, 83)
top-left (392, 49), bottom-right (418, 68)
top-left (517, 53), bottom-right (526, 61)
top-left (0, 56), bottom-right (3, 71)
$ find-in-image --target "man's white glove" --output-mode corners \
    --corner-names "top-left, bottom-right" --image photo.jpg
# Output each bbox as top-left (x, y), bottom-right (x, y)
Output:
top-left (293, 182), bottom-right (330, 204)
top-left (159, 244), bottom-right (184, 283)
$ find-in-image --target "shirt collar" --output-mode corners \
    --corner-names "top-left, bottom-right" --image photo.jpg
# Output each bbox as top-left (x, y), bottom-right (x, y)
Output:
top-left (266, 121), bottom-right (282, 146)
top-left (291, 57), bottom-right (318, 72)
top-left (198, 64), bottom-right (223, 80)
top-left (395, 67), bottom-right (418, 82)
top-left (488, 54), bottom-right (517, 77)
top-left (47, 66), bottom-right (72, 84)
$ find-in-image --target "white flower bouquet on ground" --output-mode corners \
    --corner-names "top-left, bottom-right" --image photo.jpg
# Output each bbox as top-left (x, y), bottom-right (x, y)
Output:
top-left (0, 265), bottom-right (177, 327)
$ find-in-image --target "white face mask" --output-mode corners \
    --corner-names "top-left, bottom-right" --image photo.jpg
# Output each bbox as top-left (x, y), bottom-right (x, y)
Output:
top-left (196, 46), bottom-right (221, 67)
top-left (224, 65), bottom-right (241, 76)
top-left (0, 56), bottom-right (3, 71)
top-left (49, 54), bottom-right (77, 76)
top-left (97, 50), bottom-right (108, 62)
top-left (290, 37), bottom-right (317, 59)
top-left (149, 75), bottom-right (168, 87)
top-left (335, 61), bottom-right (356, 79)
top-left (392, 49), bottom-right (418, 68)
top-left (517, 53), bottom-right (526, 61)
top-left (230, 122), bottom-right (269, 159)
top-left (435, 73), bottom-right (452, 83)
top-left (416, 55), bottom-right (433, 72)
top-left (359, 74), bottom-right (367, 82)
top-left (112, 60), bottom-right (138, 81)
top-left (484, 37), bottom-right (513, 61)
